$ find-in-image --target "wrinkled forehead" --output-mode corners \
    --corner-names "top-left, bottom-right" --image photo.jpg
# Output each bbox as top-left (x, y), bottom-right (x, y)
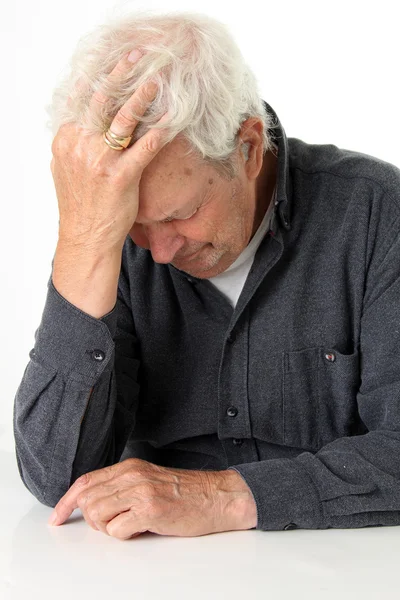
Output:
top-left (137, 136), bottom-right (217, 222)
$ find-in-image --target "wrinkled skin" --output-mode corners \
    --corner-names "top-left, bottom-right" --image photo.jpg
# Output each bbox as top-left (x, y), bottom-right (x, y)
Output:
top-left (48, 458), bottom-right (257, 539)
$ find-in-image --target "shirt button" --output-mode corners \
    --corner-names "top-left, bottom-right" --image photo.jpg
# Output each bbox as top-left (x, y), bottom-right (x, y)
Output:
top-left (227, 406), bottom-right (238, 417)
top-left (283, 523), bottom-right (297, 530)
top-left (186, 277), bottom-right (194, 283)
top-left (227, 331), bottom-right (236, 343)
top-left (324, 352), bottom-right (336, 363)
top-left (91, 350), bottom-right (105, 362)
top-left (232, 438), bottom-right (243, 446)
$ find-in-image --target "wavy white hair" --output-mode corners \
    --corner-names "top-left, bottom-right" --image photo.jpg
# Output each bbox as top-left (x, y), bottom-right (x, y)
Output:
top-left (47, 11), bottom-right (276, 178)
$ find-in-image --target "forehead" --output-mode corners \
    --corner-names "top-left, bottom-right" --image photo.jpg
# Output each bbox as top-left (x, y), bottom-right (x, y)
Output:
top-left (137, 136), bottom-right (215, 222)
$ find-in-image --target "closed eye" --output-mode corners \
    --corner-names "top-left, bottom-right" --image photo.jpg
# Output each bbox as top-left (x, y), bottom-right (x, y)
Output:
top-left (160, 207), bottom-right (199, 224)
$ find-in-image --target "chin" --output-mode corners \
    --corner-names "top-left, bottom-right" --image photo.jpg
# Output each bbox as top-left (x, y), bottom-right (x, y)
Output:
top-left (175, 251), bottom-right (232, 279)
top-left (172, 249), bottom-right (216, 278)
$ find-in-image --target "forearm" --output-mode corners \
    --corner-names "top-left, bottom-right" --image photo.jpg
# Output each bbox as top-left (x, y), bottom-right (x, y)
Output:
top-left (52, 238), bottom-right (123, 318)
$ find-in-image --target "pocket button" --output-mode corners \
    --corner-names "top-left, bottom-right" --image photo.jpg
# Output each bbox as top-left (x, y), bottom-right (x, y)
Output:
top-left (232, 438), bottom-right (243, 446)
top-left (227, 406), bottom-right (238, 417)
top-left (91, 350), bottom-right (105, 362)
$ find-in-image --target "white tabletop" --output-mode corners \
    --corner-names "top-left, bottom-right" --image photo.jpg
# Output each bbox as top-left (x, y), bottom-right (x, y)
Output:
top-left (2, 446), bottom-right (400, 600)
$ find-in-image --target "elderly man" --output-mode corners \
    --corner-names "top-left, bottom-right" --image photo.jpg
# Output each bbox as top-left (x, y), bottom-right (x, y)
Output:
top-left (13, 12), bottom-right (400, 540)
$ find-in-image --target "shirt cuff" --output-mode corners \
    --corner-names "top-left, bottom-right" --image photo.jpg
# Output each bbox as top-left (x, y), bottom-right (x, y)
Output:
top-left (31, 276), bottom-right (119, 383)
top-left (228, 456), bottom-right (325, 530)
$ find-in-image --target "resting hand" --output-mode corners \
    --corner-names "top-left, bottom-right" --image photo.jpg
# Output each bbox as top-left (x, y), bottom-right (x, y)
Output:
top-left (48, 458), bottom-right (257, 539)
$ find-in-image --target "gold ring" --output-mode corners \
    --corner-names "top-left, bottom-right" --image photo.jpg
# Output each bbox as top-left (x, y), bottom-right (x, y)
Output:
top-left (103, 131), bottom-right (125, 151)
top-left (106, 129), bottom-right (133, 148)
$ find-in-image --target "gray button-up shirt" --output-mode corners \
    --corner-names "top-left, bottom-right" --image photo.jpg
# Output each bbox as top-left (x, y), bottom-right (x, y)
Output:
top-left (13, 102), bottom-right (400, 531)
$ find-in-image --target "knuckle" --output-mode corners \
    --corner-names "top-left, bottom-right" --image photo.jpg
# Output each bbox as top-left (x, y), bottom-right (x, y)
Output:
top-left (111, 168), bottom-right (128, 185)
top-left (92, 90), bottom-right (109, 106)
top-left (120, 457), bottom-right (142, 474)
top-left (141, 136), bottom-right (159, 156)
top-left (114, 109), bottom-right (136, 128)
top-left (86, 504), bottom-right (100, 521)
top-left (124, 457), bottom-right (142, 468)
top-left (122, 468), bottom-right (141, 484)
top-left (76, 473), bottom-right (91, 487)
top-left (137, 80), bottom-right (158, 106)
top-left (76, 491), bottom-right (89, 505)
top-left (135, 482), bottom-right (155, 497)
top-left (115, 489), bottom-right (128, 503)
top-left (103, 465), bottom-right (118, 479)
top-left (51, 124), bottom-right (74, 155)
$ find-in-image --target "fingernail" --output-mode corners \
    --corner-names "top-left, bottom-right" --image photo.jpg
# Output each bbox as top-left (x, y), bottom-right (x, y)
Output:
top-left (48, 509), bottom-right (58, 526)
top-left (127, 48), bottom-right (143, 63)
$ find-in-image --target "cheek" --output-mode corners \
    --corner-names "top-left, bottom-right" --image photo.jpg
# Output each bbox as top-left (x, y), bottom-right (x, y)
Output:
top-left (176, 221), bottom-right (213, 243)
top-left (177, 205), bottom-right (225, 242)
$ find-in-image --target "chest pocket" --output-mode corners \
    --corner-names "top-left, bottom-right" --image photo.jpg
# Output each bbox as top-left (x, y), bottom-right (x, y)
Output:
top-left (282, 346), bottom-right (363, 452)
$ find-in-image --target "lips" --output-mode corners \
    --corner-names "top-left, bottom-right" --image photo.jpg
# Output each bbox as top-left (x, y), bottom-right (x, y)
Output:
top-left (175, 245), bottom-right (205, 261)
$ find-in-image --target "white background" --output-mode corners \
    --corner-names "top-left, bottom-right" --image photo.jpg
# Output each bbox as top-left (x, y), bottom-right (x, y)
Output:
top-left (1, 0), bottom-right (399, 450)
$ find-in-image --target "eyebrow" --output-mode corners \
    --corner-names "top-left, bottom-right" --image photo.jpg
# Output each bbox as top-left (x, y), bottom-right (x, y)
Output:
top-left (159, 202), bottom-right (198, 222)
top-left (136, 199), bottom-right (199, 226)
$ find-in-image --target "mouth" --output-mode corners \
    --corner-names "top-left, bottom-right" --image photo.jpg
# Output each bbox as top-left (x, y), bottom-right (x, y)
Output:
top-left (175, 245), bottom-right (206, 261)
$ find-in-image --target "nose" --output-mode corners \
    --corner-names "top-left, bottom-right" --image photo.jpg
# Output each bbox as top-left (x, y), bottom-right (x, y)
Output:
top-left (144, 223), bottom-right (186, 264)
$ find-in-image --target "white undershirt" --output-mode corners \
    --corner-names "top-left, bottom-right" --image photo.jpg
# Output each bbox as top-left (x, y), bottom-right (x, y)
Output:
top-left (207, 187), bottom-right (276, 307)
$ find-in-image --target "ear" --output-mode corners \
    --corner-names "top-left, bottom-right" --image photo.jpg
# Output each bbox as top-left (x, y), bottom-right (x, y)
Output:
top-left (238, 117), bottom-right (265, 180)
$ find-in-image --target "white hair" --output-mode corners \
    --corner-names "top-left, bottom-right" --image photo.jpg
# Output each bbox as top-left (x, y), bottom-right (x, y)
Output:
top-left (47, 11), bottom-right (276, 178)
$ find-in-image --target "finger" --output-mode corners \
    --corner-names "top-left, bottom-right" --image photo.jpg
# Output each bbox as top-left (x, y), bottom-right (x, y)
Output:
top-left (76, 487), bottom-right (111, 534)
top-left (78, 503), bottom-right (100, 533)
top-left (106, 509), bottom-right (149, 540)
top-left (108, 78), bottom-right (159, 138)
top-left (119, 111), bottom-right (172, 172)
top-left (89, 49), bottom-right (143, 119)
top-left (48, 465), bottom-right (123, 526)
top-left (66, 76), bottom-right (90, 110)
top-left (84, 486), bottom-right (145, 533)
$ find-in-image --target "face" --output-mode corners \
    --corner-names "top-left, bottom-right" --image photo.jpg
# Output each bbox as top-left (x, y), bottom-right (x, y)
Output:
top-left (129, 135), bottom-right (260, 278)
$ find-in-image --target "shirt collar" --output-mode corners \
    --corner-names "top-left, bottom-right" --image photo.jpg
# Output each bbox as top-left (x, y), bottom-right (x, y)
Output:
top-left (262, 100), bottom-right (292, 234)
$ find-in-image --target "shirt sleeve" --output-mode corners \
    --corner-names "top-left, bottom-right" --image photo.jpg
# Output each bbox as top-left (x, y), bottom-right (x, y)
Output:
top-left (228, 206), bottom-right (400, 531)
top-left (13, 249), bottom-right (141, 508)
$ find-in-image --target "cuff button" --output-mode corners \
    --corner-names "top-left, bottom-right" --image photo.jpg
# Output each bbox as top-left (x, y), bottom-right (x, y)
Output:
top-left (283, 523), bottom-right (297, 530)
